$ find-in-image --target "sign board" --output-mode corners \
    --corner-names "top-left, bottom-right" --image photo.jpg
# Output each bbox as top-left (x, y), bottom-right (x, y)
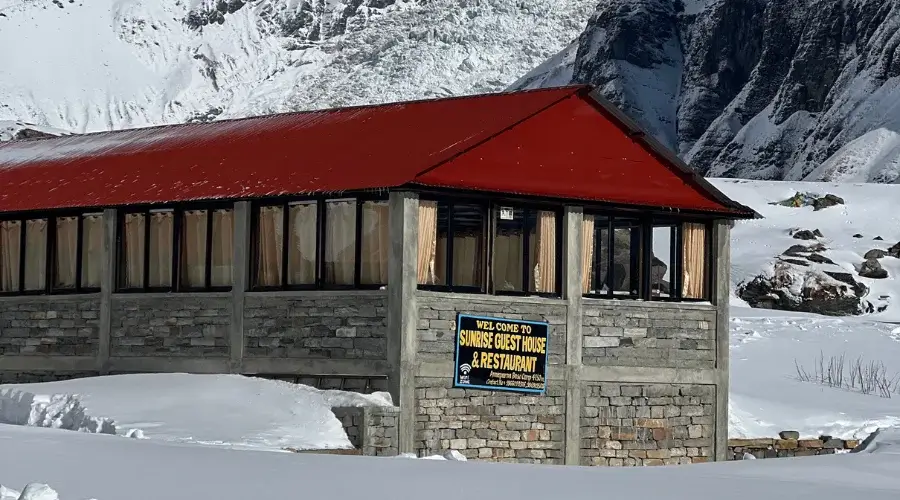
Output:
top-left (499, 207), bottom-right (514, 220)
top-left (454, 313), bottom-right (549, 394)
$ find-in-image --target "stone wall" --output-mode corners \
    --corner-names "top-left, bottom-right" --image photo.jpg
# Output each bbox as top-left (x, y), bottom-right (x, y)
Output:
top-left (244, 292), bottom-right (387, 359)
top-left (582, 301), bottom-right (717, 369)
top-left (416, 293), bottom-right (567, 364)
top-left (728, 433), bottom-right (860, 460)
top-left (332, 405), bottom-right (400, 456)
top-left (0, 371), bottom-right (99, 384)
top-left (414, 377), bottom-right (566, 463)
top-left (110, 295), bottom-right (231, 357)
top-left (581, 383), bottom-right (716, 466)
top-left (0, 297), bottom-right (100, 356)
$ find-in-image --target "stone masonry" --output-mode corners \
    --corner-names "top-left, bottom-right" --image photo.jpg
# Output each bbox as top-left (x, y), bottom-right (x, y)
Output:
top-left (581, 383), bottom-right (715, 466)
top-left (110, 296), bottom-right (231, 357)
top-left (728, 433), bottom-right (861, 460)
top-left (332, 405), bottom-right (400, 456)
top-left (582, 300), bottom-right (716, 369)
top-left (0, 297), bottom-right (100, 356)
top-left (244, 292), bottom-right (386, 359)
top-left (415, 377), bottom-right (566, 463)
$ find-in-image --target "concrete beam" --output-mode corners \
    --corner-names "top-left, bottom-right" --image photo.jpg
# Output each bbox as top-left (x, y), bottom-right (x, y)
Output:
top-left (1, 356), bottom-right (98, 372)
top-left (563, 206), bottom-right (583, 466)
top-left (242, 358), bottom-right (390, 376)
top-left (97, 208), bottom-right (117, 374)
top-left (712, 219), bottom-right (731, 461)
top-left (230, 201), bottom-right (251, 373)
top-left (387, 191), bottom-right (419, 454)
top-left (107, 357), bottom-right (229, 374)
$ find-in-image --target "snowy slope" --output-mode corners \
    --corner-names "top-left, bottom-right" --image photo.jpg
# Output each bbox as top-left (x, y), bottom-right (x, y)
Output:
top-left (0, 0), bottom-right (594, 133)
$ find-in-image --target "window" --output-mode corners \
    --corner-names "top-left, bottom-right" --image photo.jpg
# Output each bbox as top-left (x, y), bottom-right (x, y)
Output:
top-left (582, 215), bottom-right (711, 301)
top-left (252, 196), bottom-right (388, 290)
top-left (0, 213), bottom-right (103, 294)
top-left (417, 200), bottom-right (487, 291)
top-left (493, 207), bottom-right (559, 295)
top-left (119, 206), bottom-right (234, 292)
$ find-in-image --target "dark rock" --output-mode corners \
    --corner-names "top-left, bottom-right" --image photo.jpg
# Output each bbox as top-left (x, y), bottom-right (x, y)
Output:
top-left (864, 249), bottom-right (887, 260)
top-left (853, 234), bottom-right (864, 239)
top-left (874, 236), bottom-right (884, 241)
top-left (780, 258), bottom-right (810, 267)
top-left (738, 263), bottom-right (866, 317)
top-left (859, 259), bottom-right (888, 279)
top-left (813, 194), bottom-right (845, 211)
top-left (890, 242), bottom-right (900, 258)
top-left (783, 242), bottom-right (826, 257)
top-left (791, 229), bottom-right (818, 240)
top-left (813, 229), bottom-right (823, 238)
top-left (807, 253), bottom-right (835, 265)
top-left (823, 271), bottom-right (868, 297)
top-left (779, 431), bottom-right (800, 440)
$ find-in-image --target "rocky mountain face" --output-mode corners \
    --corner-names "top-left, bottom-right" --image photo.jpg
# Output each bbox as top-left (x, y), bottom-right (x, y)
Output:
top-left (513, 0), bottom-right (900, 184)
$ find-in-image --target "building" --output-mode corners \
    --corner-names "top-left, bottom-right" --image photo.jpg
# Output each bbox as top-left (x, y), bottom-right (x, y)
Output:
top-left (0, 85), bottom-right (758, 465)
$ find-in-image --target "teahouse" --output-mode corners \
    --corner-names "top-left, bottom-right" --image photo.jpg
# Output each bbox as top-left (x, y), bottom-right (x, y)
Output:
top-left (0, 85), bottom-right (757, 465)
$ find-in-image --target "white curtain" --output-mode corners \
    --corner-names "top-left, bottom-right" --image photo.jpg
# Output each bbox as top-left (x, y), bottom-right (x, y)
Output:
top-left (55, 217), bottom-right (78, 289)
top-left (211, 209), bottom-right (234, 287)
top-left (257, 206), bottom-right (284, 286)
top-left (123, 213), bottom-right (145, 288)
top-left (287, 203), bottom-right (316, 285)
top-left (683, 223), bottom-right (707, 299)
top-left (24, 219), bottom-right (47, 291)
top-left (81, 215), bottom-right (103, 289)
top-left (360, 201), bottom-right (389, 285)
top-left (181, 210), bottom-right (207, 288)
top-left (417, 201), bottom-right (438, 285)
top-left (148, 211), bottom-right (173, 287)
top-left (1, 220), bottom-right (21, 292)
top-left (324, 200), bottom-right (356, 285)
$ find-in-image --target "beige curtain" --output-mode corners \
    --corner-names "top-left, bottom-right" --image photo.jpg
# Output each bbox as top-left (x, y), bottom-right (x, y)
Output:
top-left (211, 209), bottom-right (234, 287)
top-left (181, 210), bottom-right (207, 288)
top-left (683, 223), bottom-right (707, 299)
top-left (532, 211), bottom-right (556, 293)
top-left (123, 213), bottom-right (145, 288)
top-left (493, 230), bottom-right (523, 292)
top-left (257, 206), bottom-right (284, 286)
top-left (55, 217), bottom-right (78, 289)
top-left (451, 234), bottom-right (482, 287)
top-left (360, 201), bottom-right (389, 285)
top-left (1, 220), bottom-right (21, 292)
top-left (324, 200), bottom-right (356, 285)
top-left (81, 215), bottom-right (103, 288)
top-left (581, 216), bottom-right (595, 294)
top-left (417, 201), bottom-right (438, 284)
top-left (24, 219), bottom-right (47, 291)
top-left (149, 211), bottom-right (173, 287)
top-left (287, 203), bottom-right (316, 285)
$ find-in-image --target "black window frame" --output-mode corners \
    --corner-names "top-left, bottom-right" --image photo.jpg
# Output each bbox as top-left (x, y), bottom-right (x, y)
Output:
top-left (490, 203), bottom-right (564, 298)
top-left (0, 211), bottom-right (105, 296)
top-left (248, 193), bottom-right (389, 292)
top-left (116, 202), bottom-right (235, 293)
top-left (416, 198), bottom-right (490, 294)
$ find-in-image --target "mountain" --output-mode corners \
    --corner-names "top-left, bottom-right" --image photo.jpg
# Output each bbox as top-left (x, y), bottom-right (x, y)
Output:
top-left (0, 0), bottom-right (594, 133)
top-left (512, 0), bottom-right (900, 184)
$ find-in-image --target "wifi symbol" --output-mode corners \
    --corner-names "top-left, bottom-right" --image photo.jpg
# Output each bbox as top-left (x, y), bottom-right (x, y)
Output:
top-left (460, 364), bottom-right (472, 374)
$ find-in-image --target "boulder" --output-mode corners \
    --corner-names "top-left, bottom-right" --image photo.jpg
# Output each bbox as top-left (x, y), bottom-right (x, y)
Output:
top-left (791, 229), bottom-right (818, 240)
top-left (812, 194), bottom-right (845, 211)
top-left (864, 249), bottom-right (887, 260)
top-left (779, 430), bottom-right (800, 440)
top-left (782, 242), bottom-right (826, 257)
top-left (779, 258), bottom-right (810, 267)
top-left (889, 242), bottom-right (900, 258)
top-left (874, 236), bottom-right (884, 241)
top-left (738, 263), bottom-right (867, 316)
top-left (807, 253), bottom-right (835, 265)
top-left (859, 259), bottom-right (888, 279)
top-left (853, 234), bottom-right (863, 238)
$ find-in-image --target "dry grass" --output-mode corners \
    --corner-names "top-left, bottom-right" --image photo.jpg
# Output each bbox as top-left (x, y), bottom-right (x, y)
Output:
top-left (794, 351), bottom-right (900, 398)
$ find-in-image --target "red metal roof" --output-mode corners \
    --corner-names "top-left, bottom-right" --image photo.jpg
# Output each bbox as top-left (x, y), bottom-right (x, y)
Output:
top-left (0, 86), bottom-right (755, 217)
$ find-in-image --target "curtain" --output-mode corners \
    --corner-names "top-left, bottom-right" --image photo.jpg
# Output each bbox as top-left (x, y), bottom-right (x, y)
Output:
top-left (24, 219), bottom-right (47, 291)
top-left (211, 209), bottom-right (234, 287)
top-left (55, 217), bottom-right (78, 289)
top-left (360, 201), bottom-right (389, 285)
top-left (493, 230), bottom-right (523, 292)
top-left (287, 203), bottom-right (316, 285)
top-left (257, 206), bottom-right (283, 286)
top-left (324, 200), bottom-right (356, 285)
top-left (81, 215), bottom-right (103, 289)
top-left (683, 222), bottom-right (707, 299)
top-left (417, 201), bottom-right (438, 284)
top-left (1, 220), bottom-right (21, 292)
top-left (148, 211), bottom-right (173, 287)
top-left (581, 216), bottom-right (595, 294)
top-left (452, 233), bottom-right (482, 287)
top-left (181, 210), bottom-right (207, 288)
top-left (123, 213), bottom-right (145, 288)
top-left (532, 211), bottom-right (556, 293)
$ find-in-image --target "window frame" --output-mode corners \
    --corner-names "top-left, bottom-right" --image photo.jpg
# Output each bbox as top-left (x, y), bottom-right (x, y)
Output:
top-left (116, 202), bottom-right (235, 294)
top-left (0, 211), bottom-right (105, 296)
top-left (248, 193), bottom-right (389, 292)
top-left (489, 203), bottom-right (564, 298)
top-left (416, 198), bottom-right (490, 294)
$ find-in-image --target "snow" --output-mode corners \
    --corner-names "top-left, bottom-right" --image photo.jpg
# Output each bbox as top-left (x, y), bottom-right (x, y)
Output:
top-left (2, 423), bottom-right (900, 500)
top-left (805, 128), bottom-right (900, 184)
top-left (0, 373), bottom-right (393, 452)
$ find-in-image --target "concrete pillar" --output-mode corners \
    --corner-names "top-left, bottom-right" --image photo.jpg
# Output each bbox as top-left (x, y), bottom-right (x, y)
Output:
top-left (97, 208), bottom-right (117, 374)
top-left (387, 191), bottom-right (419, 454)
top-left (712, 219), bottom-right (732, 461)
top-left (563, 206), bottom-right (584, 465)
top-left (229, 201), bottom-right (251, 374)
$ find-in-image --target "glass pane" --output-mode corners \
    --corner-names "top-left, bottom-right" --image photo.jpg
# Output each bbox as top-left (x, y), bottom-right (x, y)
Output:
top-left (1, 220), bottom-right (22, 292)
top-left (417, 200), bottom-right (440, 285)
top-left (256, 206), bottom-right (284, 287)
top-left (122, 213), bottom-right (145, 288)
top-left (651, 225), bottom-right (673, 298)
top-left (81, 215), bottom-right (103, 289)
top-left (180, 210), bottom-right (208, 288)
top-left (611, 220), bottom-right (641, 296)
top-left (683, 223), bottom-right (707, 299)
top-left (451, 203), bottom-right (485, 288)
top-left (55, 217), bottom-right (78, 289)
top-left (211, 209), bottom-right (235, 287)
top-left (24, 219), bottom-right (48, 291)
top-left (493, 206), bottom-right (525, 292)
top-left (149, 211), bottom-right (174, 287)
top-left (431, 202), bottom-right (450, 286)
top-left (324, 200), bottom-right (356, 286)
top-left (528, 210), bottom-right (557, 293)
top-left (287, 202), bottom-right (317, 285)
top-left (360, 201), bottom-right (389, 285)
